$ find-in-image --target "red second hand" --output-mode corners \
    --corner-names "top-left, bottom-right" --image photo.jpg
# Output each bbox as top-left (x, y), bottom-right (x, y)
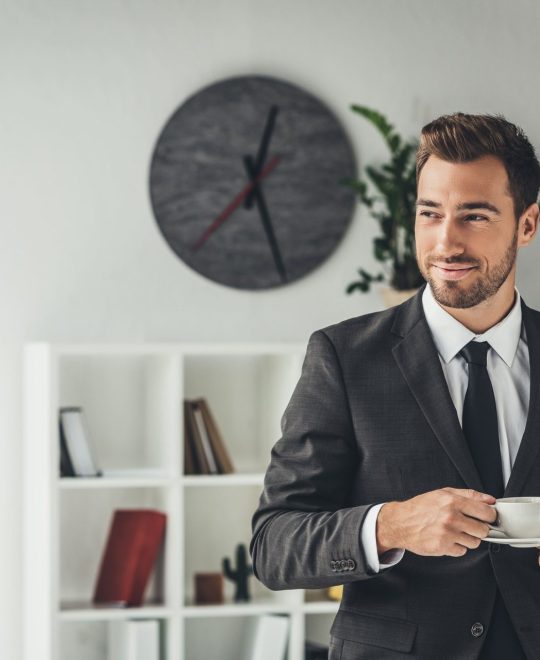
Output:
top-left (192, 154), bottom-right (281, 251)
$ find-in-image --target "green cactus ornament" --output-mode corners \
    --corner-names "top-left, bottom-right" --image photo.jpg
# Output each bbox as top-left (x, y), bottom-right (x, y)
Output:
top-left (222, 543), bottom-right (253, 602)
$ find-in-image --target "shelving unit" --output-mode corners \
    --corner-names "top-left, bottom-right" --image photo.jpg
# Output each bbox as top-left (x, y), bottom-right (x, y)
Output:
top-left (23, 342), bottom-right (342, 659)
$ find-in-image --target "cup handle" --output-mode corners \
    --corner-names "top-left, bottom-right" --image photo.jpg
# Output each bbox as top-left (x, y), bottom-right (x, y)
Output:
top-left (487, 503), bottom-right (502, 531)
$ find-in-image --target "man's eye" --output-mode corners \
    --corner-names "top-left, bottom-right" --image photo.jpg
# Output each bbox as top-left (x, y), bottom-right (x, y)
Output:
top-left (465, 215), bottom-right (487, 222)
top-left (419, 211), bottom-right (437, 218)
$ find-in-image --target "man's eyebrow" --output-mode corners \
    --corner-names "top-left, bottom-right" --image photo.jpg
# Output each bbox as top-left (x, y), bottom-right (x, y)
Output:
top-left (415, 199), bottom-right (501, 215)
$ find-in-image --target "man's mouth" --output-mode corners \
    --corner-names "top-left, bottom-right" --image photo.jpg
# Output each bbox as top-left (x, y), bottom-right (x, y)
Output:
top-left (431, 264), bottom-right (477, 280)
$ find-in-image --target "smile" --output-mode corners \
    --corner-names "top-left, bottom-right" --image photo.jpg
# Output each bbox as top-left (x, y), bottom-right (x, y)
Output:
top-left (432, 265), bottom-right (477, 281)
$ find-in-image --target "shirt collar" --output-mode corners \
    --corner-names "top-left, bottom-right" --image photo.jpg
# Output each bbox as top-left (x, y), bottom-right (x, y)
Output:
top-left (421, 282), bottom-right (522, 367)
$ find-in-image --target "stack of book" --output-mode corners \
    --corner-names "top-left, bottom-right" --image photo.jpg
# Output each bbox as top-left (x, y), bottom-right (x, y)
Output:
top-left (183, 397), bottom-right (235, 475)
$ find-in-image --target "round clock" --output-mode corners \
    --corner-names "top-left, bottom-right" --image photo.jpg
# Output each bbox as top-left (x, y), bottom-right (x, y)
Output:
top-left (149, 75), bottom-right (356, 290)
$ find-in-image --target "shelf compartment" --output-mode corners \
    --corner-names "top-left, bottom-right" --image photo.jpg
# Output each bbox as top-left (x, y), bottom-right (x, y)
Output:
top-left (59, 487), bottom-right (178, 612)
top-left (185, 614), bottom-right (292, 660)
top-left (183, 484), bottom-right (299, 610)
top-left (182, 352), bottom-right (303, 475)
top-left (58, 353), bottom-right (181, 475)
top-left (59, 618), bottom-right (167, 660)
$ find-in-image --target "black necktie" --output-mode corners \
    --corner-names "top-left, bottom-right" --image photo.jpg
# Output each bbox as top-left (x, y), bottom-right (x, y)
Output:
top-left (459, 340), bottom-right (526, 659)
top-left (459, 340), bottom-right (504, 498)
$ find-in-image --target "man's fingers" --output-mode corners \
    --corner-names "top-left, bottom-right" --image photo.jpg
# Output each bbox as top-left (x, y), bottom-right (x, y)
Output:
top-left (460, 499), bottom-right (498, 525)
top-left (459, 513), bottom-right (492, 539)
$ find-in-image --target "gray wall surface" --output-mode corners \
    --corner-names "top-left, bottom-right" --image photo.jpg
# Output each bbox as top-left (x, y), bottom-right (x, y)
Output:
top-left (2, 0), bottom-right (540, 655)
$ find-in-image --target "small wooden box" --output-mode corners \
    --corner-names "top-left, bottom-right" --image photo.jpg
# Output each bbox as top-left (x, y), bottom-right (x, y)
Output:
top-left (194, 572), bottom-right (224, 605)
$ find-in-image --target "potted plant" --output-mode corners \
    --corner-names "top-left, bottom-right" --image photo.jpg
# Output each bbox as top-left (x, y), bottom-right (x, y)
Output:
top-left (344, 106), bottom-right (424, 307)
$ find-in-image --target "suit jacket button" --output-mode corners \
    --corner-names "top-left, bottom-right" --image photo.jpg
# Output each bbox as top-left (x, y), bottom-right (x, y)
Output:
top-left (331, 561), bottom-right (336, 570)
top-left (340, 560), bottom-right (347, 570)
top-left (471, 623), bottom-right (484, 637)
top-left (348, 559), bottom-right (356, 570)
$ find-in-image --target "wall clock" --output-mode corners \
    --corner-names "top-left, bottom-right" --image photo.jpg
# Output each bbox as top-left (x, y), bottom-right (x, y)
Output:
top-left (149, 75), bottom-right (356, 290)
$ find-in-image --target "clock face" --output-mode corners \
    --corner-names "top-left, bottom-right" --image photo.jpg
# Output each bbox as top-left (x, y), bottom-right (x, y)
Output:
top-left (149, 75), bottom-right (356, 290)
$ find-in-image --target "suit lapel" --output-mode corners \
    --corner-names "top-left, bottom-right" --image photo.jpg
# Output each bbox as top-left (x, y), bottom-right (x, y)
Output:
top-left (503, 299), bottom-right (540, 496)
top-left (391, 285), bottom-right (484, 491)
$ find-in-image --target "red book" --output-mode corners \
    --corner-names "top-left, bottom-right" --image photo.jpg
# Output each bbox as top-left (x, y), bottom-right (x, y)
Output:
top-left (93, 509), bottom-right (167, 607)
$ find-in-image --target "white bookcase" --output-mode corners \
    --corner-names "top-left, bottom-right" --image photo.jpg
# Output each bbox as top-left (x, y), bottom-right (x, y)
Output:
top-left (23, 343), bottom-right (340, 660)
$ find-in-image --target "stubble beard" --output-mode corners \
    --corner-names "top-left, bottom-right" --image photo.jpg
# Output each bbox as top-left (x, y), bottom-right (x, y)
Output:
top-left (418, 230), bottom-right (518, 309)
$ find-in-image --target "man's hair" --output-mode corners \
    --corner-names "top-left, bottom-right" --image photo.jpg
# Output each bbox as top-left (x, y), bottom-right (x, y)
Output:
top-left (416, 112), bottom-right (540, 220)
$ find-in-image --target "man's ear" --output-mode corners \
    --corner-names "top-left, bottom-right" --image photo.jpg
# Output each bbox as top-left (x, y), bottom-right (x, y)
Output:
top-left (518, 202), bottom-right (540, 247)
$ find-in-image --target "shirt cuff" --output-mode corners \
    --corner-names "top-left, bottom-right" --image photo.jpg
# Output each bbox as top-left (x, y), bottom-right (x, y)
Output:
top-left (361, 503), bottom-right (405, 573)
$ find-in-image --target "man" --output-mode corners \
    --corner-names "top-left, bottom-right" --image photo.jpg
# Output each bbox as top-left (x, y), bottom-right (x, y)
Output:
top-left (249, 113), bottom-right (540, 659)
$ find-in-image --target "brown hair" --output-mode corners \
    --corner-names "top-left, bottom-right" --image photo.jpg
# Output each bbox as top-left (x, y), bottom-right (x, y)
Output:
top-left (416, 112), bottom-right (540, 220)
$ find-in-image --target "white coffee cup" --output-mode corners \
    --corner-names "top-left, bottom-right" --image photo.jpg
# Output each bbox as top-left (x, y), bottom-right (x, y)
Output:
top-left (488, 497), bottom-right (540, 538)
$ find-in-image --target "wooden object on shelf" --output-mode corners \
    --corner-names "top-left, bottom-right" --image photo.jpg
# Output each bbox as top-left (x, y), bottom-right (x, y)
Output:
top-left (93, 509), bottom-right (167, 607)
top-left (194, 572), bottom-right (224, 605)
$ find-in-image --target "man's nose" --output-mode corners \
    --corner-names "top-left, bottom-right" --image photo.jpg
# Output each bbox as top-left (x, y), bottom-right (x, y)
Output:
top-left (435, 219), bottom-right (465, 255)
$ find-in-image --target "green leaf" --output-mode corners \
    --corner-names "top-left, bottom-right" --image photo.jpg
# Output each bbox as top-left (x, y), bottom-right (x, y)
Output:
top-left (340, 177), bottom-right (375, 207)
top-left (374, 237), bottom-right (390, 261)
top-left (350, 104), bottom-right (402, 155)
top-left (346, 281), bottom-right (369, 294)
top-left (365, 166), bottom-right (394, 198)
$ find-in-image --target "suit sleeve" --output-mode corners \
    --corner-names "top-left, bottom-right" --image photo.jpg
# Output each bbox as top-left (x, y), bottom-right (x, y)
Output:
top-left (249, 329), bottom-right (397, 590)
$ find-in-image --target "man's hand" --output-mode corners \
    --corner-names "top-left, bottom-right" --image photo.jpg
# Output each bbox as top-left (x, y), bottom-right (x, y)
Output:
top-left (376, 487), bottom-right (497, 557)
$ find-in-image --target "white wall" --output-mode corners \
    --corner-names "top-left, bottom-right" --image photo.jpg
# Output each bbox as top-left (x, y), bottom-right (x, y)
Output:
top-left (2, 0), bottom-right (540, 655)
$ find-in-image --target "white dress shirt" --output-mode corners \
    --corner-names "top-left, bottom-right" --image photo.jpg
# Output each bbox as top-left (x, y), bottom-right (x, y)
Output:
top-left (361, 282), bottom-right (530, 572)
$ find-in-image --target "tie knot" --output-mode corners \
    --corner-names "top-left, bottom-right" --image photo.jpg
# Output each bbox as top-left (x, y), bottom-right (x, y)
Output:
top-left (459, 340), bottom-right (491, 366)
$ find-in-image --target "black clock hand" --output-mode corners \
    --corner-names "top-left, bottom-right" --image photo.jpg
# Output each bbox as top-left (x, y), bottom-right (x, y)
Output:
top-left (191, 155), bottom-right (281, 251)
top-left (243, 155), bottom-right (287, 283)
top-left (244, 105), bottom-right (279, 210)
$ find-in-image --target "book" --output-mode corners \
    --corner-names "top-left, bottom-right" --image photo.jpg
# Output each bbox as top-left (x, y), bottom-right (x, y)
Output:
top-left (183, 400), bottom-right (196, 475)
top-left (243, 614), bottom-right (289, 660)
top-left (108, 619), bottom-right (160, 660)
top-left (184, 401), bottom-right (211, 474)
top-left (183, 398), bottom-right (235, 475)
top-left (192, 401), bottom-right (219, 474)
top-left (93, 509), bottom-right (166, 607)
top-left (59, 407), bottom-right (101, 477)
top-left (196, 397), bottom-right (235, 473)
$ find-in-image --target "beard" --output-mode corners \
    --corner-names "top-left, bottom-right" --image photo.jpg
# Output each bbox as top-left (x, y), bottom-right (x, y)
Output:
top-left (418, 230), bottom-right (518, 309)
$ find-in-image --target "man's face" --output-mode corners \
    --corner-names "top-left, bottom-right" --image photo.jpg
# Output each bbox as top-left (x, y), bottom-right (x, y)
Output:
top-left (415, 155), bottom-right (519, 309)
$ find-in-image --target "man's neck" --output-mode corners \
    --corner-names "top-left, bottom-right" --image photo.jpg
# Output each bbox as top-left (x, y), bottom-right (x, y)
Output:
top-left (432, 279), bottom-right (517, 334)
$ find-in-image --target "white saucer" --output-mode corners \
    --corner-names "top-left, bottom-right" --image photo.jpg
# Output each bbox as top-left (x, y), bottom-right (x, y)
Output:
top-left (484, 529), bottom-right (540, 548)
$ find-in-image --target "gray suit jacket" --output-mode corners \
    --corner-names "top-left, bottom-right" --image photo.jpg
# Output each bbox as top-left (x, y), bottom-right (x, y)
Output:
top-left (250, 283), bottom-right (540, 659)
